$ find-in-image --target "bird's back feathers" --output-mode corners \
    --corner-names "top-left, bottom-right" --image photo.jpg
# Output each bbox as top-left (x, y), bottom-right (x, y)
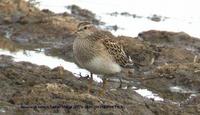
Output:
top-left (101, 38), bottom-right (133, 68)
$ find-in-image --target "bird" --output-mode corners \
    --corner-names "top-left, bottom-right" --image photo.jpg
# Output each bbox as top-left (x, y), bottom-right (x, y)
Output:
top-left (73, 21), bottom-right (134, 95)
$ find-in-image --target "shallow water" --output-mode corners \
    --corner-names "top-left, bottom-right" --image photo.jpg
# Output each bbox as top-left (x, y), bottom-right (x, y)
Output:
top-left (135, 88), bottom-right (164, 101)
top-left (169, 86), bottom-right (198, 94)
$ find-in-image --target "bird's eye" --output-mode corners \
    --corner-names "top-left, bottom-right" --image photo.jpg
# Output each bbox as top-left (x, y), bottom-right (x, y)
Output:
top-left (83, 26), bottom-right (88, 29)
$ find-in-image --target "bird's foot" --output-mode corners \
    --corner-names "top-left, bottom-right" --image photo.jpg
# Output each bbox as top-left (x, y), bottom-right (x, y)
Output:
top-left (117, 83), bottom-right (123, 89)
top-left (117, 76), bottom-right (123, 89)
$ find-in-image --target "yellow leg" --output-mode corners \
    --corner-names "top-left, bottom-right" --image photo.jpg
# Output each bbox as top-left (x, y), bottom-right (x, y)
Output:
top-left (87, 73), bottom-right (93, 93)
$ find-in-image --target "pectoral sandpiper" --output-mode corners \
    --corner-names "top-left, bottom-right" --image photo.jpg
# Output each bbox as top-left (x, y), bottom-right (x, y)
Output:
top-left (73, 22), bottom-right (134, 95)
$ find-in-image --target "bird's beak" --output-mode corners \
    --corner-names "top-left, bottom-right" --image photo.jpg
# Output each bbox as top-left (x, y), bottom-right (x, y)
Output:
top-left (72, 30), bottom-right (78, 35)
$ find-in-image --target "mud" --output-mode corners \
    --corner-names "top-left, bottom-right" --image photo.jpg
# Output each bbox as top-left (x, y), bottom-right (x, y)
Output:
top-left (67, 5), bottom-right (104, 25)
top-left (0, 0), bottom-right (200, 115)
top-left (0, 54), bottom-right (192, 115)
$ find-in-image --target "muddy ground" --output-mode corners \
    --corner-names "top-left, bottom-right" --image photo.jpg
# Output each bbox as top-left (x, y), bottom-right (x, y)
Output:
top-left (0, 0), bottom-right (200, 115)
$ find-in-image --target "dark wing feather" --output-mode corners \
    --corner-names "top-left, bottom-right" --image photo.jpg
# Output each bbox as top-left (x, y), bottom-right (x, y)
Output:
top-left (101, 39), bottom-right (133, 68)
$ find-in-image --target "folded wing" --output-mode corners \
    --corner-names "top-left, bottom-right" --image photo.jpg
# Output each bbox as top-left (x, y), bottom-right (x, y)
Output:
top-left (101, 38), bottom-right (133, 68)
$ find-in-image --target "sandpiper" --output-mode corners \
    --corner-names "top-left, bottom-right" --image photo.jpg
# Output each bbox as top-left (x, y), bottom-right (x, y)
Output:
top-left (73, 22), bottom-right (133, 94)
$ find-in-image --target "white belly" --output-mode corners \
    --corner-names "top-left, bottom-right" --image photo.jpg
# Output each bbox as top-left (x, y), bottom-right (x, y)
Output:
top-left (85, 56), bottom-right (121, 75)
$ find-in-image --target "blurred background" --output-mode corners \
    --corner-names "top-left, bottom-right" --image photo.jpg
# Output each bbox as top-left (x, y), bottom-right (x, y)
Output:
top-left (36, 0), bottom-right (200, 38)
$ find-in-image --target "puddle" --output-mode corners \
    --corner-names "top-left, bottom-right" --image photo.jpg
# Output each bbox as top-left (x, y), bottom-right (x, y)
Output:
top-left (169, 86), bottom-right (198, 94)
top-left (188, 94), bottom-right (197, 99)
top-left (185, 47), bottom-right (197, 52)
top-left (110, 86), bottom-right (164, 101)
top-left (134, 88), bottom-right (164, 101)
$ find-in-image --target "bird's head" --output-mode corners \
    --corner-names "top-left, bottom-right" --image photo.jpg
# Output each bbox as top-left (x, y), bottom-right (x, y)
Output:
top-left (74, 22), bottom-right (97, 38)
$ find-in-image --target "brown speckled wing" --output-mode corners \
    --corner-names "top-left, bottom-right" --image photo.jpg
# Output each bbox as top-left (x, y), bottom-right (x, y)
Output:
top-left (102, 39), bottom-right (133, 68)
